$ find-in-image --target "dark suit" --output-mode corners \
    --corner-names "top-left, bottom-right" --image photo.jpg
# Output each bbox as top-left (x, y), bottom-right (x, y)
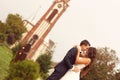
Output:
top-left (46, 47), bottom-right (78, 80)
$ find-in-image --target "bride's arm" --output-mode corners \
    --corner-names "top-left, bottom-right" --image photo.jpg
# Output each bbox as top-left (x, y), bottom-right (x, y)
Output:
top-left (75, 46), bottom-right (91, 66)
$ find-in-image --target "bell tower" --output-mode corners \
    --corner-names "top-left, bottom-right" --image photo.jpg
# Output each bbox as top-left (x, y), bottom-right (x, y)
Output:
top-left (15, 0), bottom-right (70, 61)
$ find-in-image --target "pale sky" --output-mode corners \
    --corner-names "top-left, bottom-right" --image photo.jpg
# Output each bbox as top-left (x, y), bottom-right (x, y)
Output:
top-left (0, 0), bottom-right (120, 68)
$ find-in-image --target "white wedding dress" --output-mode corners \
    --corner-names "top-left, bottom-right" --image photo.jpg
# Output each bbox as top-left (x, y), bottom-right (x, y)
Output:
top-left (60, 64), bottom-right (85, 80)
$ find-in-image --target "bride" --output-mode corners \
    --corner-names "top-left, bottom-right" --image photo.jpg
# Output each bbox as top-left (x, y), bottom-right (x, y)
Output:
top-left (60, 46), bottom-right (96, 80)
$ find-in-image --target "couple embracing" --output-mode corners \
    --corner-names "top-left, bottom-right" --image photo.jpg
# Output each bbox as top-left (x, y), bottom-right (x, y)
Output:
top-left (46, 40), bottom-right (97, 80)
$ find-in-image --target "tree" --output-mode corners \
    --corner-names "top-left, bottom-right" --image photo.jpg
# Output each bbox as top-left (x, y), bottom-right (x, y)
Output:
top-left (115, 69), bottom-right (120, 80)
top-left (36, 53), bottom-right (52, 80)
top-left (6, 14), bottom-right (27, 41)
top-left (82, 47), bottom-right (119, 80)
top-left (0, 14), bottom-right (27, 44)
top-left (6, 14), bottom-right (27, 44)
top-left (0, 33), bottom-right (7, 43)
top-left (0, 21), bottom-right (8, 42)
top-left (12, 43), bottom-right (22, 55)
top-left (5, 60), bottom-right (40, 80)
top-left (0, 21), bottom-right (8, 34)
top-left (7, 33), bottom-right (15, 44)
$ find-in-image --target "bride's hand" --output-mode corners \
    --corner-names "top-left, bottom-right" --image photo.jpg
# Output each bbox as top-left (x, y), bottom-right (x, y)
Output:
top-left (72, 67), bottom-right (79, 73)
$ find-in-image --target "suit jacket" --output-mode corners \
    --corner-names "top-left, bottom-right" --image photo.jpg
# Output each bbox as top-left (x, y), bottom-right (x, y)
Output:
top-left (55, 47), bottom-right (78, 75)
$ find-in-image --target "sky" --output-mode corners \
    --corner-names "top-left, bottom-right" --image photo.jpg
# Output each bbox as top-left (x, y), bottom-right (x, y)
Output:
top-left (0, 0), bottom-right (120, 68)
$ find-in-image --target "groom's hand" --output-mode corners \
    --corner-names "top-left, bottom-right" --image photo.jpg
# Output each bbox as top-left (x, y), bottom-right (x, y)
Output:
top-left (72, 67), bottom-right (79, 73)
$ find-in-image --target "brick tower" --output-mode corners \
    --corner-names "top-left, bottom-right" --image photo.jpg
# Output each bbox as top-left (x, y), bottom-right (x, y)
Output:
top-left (14, 0), bottom-right (70, 61)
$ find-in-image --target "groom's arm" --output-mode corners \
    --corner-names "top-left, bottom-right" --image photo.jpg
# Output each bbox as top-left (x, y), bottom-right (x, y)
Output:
top-left (64, 55), bottom-right (73, 69)
top-left (64, 47), bottom-right (77, 69)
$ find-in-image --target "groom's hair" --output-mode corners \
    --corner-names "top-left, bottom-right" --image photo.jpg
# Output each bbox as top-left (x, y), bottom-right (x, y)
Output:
top-left (80, 40), bottom-right (90, 46)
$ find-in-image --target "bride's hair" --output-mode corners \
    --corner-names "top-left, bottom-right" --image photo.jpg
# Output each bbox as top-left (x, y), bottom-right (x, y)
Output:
top-left (88, 47), bottom-right (96, 60)
top-left (81, 47), bottom-right (97, 78)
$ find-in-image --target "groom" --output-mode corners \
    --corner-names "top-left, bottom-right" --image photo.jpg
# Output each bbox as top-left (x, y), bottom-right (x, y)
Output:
top-left (46, 40), bottom-right (90, 80)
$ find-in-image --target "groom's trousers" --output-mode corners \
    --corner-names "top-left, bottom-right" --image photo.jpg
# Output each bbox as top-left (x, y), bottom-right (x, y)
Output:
top-left (46, 69), bottom-right (64, 80)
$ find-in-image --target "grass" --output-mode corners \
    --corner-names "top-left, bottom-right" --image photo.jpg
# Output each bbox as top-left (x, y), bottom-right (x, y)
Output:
top-left (0, 45), bottom-right (13, 80)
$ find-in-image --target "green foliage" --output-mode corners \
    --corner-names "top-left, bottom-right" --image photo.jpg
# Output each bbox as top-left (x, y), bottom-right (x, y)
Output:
top-left (0, 33), bottom-right (7, 43)
top-left (0, 21), bottom-right (8, 43)
top-left (36, 53), bottom-right (52, 80)
top-left (7, 33), bottom-right (16, 45)
top-left (82, 47), bottom-right (119, 80)
top-left (0, 14), bottom-right (27, 44)
top-left (0, 21), bottom-right (8, 34)
top-left (0, 45), bottom-right (13, 80)
top-left (11, 43), bottom-right (22, 54)
top-left (6, 14), bottom-right (27, 35)
top-left (6, 14), bottom-right (27, 43)
top-left (40, 72), bottom-right (49, 80)
top-left (37, 54), bottom-right (52, 73)
top-left (5, 60), bottom-right (40, 80)
top-left (11, 43), bottom-right (22, 62)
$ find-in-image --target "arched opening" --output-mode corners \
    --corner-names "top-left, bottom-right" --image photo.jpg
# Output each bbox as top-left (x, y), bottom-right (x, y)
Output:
top-left (47, 9), bottom-right (58, 22)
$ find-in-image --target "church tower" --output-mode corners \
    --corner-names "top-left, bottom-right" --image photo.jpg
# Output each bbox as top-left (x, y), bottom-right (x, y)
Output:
top-left (15, 0), bottom-right (70, 61)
